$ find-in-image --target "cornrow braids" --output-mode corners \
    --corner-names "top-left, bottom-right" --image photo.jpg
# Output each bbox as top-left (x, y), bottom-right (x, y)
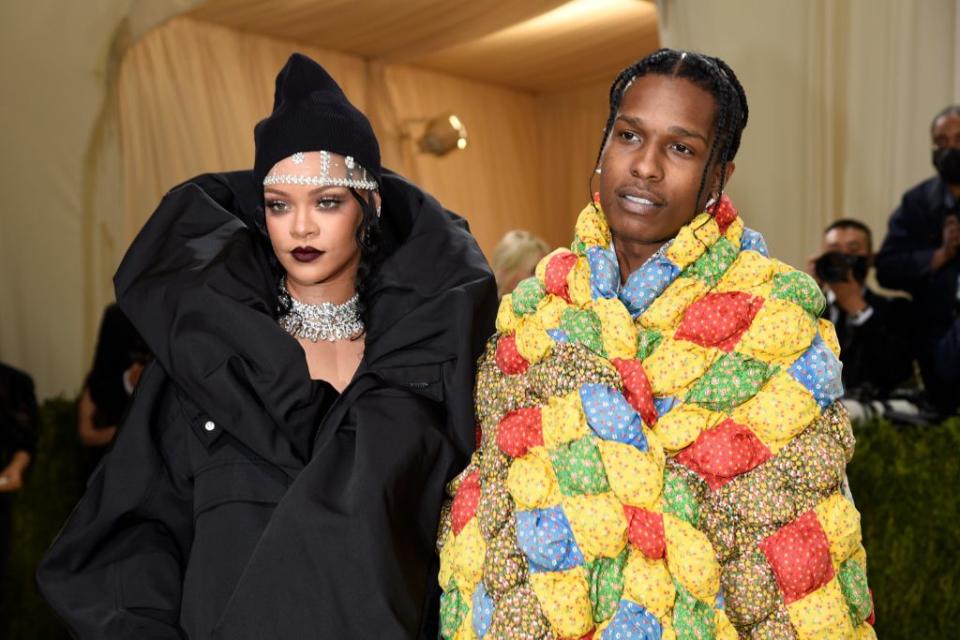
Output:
top-left (594, 48), bottom-right (749, 220)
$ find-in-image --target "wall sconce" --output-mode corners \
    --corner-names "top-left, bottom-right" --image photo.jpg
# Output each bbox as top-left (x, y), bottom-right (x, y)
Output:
top-left (412, 114), bottom-right (468, 156)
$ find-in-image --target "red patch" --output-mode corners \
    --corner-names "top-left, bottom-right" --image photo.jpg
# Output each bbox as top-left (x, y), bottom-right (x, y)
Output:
top-left (611, 358), bottom-right (658, 426)
top-left (451, 470), bottom-right (481, 535)
top-left (495, 333), bottom-right (529, 375)
top-left (675, 418), bottom-right (772, 490)
top-left (712, 193), bottom-right (738, 232)
top-left (496, 407), bottom-right (544, 458)
top-left (674, 292), bottom-right (764, 351)
top-left (759, 511), bottom-right (835, 604)
top-left (475, 423), bottom-right (483, 449)
top-left (623, 505), bottom-right (666, 559)
top-left (544, 252), bottom-right (578, 302)
top-left (866, 588), bottom-right (875, 626)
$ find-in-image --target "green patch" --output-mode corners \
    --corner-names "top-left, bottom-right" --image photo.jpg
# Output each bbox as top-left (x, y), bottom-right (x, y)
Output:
top-left (838, 558), bottom-right (872, 624)
top-left (439, 581), bottom-right (470, 640)
top-left (661, 466), bottom-right (701, 527)
top-left (549, 435), bottom-right (610, 496)
top-left (511, 276), bottom-right (546, 316)
top-left (685, 351), bottom-right (776, 413)
top-left (587, 548), bottom-right (628, 623)
top-left (559, 307), bottom-right (605, 356)
top-left (636, 328), bottom-right (663, 361)
top-left (673, 580), bottom-right (716, 640)
top-left (684, 237), bottom-right (739, 288)
top-left (770, 271), bottom-right (826, 316)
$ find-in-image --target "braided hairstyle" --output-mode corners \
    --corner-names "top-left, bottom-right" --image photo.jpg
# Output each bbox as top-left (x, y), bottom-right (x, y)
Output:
top-left (594, 48), bottom-right (749, 219)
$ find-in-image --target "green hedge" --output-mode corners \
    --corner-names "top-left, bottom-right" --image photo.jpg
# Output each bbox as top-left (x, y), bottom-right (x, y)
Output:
top-left (2, 402), bottom-right (956, 638)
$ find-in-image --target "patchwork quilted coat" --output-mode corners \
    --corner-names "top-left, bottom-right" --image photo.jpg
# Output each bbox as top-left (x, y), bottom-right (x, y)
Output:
top-left (437, 196), bottom-right (875, 640)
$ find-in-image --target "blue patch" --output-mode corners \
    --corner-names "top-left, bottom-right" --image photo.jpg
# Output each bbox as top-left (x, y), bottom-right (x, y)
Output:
top-left (547, 328), bottom-right (570, 343)
top-left (740, 228), bottom-right (769, 256)
top-left (515, 506), bottom-right (585, 573)
top-left (654, 396), bottom-right (680, 417)
top-left (580, 383), bottom-right (648, 451)
top-left (620, 253), bottom-right (680, 318)
top-left (587, 246), bottom-right (620, 300)
top-left (601, 600), bottom-right (663, 639)
top-left (788, 334), bottom-right (844, 408)
top-left (471, 582), bottom-right (494, 637)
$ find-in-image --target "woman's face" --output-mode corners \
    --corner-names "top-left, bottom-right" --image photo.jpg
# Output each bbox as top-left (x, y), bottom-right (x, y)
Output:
top-left (263, 152), bottom-right (369, 292)
top-left (598, 74), bottom-right (731, 246)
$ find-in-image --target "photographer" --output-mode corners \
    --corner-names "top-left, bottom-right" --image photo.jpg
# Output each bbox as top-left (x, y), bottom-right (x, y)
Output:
top-left (875, 104), bottom-right (960, 414)
top-left (811, 219), bottom-right (914, 398)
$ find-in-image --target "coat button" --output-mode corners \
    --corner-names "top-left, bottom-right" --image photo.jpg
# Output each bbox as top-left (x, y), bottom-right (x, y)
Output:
top-left (204, 420), bottom-right (216, 432)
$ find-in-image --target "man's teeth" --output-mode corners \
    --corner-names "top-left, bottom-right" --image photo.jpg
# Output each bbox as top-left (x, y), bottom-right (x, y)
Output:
top-left (624, 194), bottom-right (656, 205)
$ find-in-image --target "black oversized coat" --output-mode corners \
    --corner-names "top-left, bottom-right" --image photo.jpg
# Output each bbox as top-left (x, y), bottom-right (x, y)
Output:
top-left (37, 170), bottom-right (497, 639)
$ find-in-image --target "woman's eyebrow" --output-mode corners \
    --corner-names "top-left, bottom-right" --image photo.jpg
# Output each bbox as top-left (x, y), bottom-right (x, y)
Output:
top-left (264, 187), bottom-right (290, 197)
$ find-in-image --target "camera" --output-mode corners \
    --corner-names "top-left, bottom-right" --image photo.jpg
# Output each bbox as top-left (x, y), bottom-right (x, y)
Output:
top-left (814, 251), bottom-right (868, 283)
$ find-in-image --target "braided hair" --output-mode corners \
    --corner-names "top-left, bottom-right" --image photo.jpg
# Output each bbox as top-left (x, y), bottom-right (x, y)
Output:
top-left (594, 48), bottom-right (749, 219)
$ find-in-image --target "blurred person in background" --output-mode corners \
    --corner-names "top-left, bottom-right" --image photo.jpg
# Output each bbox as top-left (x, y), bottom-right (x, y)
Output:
top-left (876, 104), bottom-right (960, 416)
top-left (77, 303), bottom-right (149, 477)
top-left (491, 229), bottom-right (548, 298)
top-left (809, 219), bottom-right (914, 399)
top-left (0, 361), bottom-right (37, 617)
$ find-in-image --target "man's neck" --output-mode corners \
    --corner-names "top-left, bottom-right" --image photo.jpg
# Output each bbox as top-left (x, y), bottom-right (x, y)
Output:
top-left (612, 237), bottom-right (668, 284)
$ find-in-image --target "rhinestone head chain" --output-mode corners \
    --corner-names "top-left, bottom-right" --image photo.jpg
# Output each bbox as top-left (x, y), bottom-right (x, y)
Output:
top-left (278, 280), bottom-right (364, 342)
top-left (263, 150), bottom-right (379, 193)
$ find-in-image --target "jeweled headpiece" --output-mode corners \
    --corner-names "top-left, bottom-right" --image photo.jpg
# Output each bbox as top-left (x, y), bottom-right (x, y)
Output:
top-left (263, 150), bottom-right (378, 192)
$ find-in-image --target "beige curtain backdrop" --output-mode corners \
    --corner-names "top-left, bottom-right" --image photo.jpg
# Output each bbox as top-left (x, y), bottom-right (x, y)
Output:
top-left (117, 16), bottom-right (617, 259)
top-left (657, 0), bottom-right (956, 269)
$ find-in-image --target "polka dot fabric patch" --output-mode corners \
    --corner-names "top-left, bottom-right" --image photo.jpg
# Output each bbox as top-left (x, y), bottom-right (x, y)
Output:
top-left (438, 198), bottom-right (871, 640)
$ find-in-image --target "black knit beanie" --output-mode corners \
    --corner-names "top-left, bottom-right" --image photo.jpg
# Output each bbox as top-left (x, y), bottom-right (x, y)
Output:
top-left (253, 53), bottom-right (381, 189)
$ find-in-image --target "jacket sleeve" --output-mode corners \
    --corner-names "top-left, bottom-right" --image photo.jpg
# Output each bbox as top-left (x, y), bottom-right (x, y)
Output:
top-left (935, 317), bottom-right (960, 385)
top-left (875, 193), bottom-right (938, 292)
top-left (37, 363), bottom-right (194, 639)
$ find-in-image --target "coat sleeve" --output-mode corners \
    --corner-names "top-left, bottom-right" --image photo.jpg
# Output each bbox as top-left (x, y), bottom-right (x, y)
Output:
top-left (935, 317), bottom-right (960, 385)
top-left (37, 363), bottom-right (194, 639)
top-left (875, 193), bottom-right (938, 292)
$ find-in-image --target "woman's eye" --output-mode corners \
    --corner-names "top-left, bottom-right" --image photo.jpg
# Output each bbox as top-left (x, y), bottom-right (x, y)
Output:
top-left (317, 197), bottom-right (342, 209)
top-left (266, 200), bottom-right (288, 213)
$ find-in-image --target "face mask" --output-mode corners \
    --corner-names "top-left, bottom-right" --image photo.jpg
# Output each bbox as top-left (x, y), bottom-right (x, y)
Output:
top-left (933, 147), bottom-right (960, 185)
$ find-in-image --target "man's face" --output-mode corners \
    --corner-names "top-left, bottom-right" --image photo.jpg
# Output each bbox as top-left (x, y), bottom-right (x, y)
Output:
top-left (598, 74), bottom-right (727, 246)
top-left (823, 227), bottom-right (871, 259)
top-left (932, 114), bottom-right (960, 150)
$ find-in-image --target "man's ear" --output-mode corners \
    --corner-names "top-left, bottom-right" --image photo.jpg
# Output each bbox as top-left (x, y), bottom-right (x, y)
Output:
top-left (711, 161), bottom-right (736, 194)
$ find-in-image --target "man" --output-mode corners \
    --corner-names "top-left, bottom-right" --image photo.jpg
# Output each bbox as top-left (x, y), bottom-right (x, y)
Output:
top-left (875, 105), bottom-right (960, 414)
top-left (0, 361), bottom-right (37, 619)
top-left (812, 219), bottom-right (914, 397)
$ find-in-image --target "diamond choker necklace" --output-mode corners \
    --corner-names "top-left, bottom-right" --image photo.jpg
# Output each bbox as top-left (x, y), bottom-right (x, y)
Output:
top-left (278, 283), bottom-right (364, 342)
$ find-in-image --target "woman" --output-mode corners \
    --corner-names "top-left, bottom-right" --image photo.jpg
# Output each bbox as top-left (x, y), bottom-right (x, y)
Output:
top-left (438, 49), bottom-right (874, 639)
top-left (491, 230), bottom-right (549, 299)
top-left (38, 54), bottom-right (497, 638)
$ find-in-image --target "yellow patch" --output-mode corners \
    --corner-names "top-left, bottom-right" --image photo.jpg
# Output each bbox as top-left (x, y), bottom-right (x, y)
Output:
top-left (666, 220), bottom-right (710, 269)
top-left (653, 402), bottom-right (724, 453)
top-left (506, 446), bottom-right (562, 511)
top-left (638, 276), bottom-right (710, 332)
top-left (663, 514), bottom-right (721, 601)
top-left (575, 203), bottom-right (611, 248)
top-left (786, 577), bottom-right (856, 640)
top-left (536, 294), bottom-right (569, 330)
top-left (643, 338), bottom-right (719, 397)
top-left (495, 294), bottom-right (520, 333)
top-left (737, 298), bottom-right (817, 366)
top-left (515, 315), bottom-right (553, 364)
top-left (731, 371), bottom-right (820, 453)
top-left (596, 440), bottom-right (664, 509)
top-left (567, 256), bottom-right (594, 307)
top-left (541, 391), bottom-right (590, 448)
top-left (562, 492), bottom-right (628, 562)
top-left (529, 567), bottom-right (594, 638)
top-left (451, 518), bottom-right (486, 597)
top-left (622, 549), bottom-right (675, 620)
top-left (818, 318), bottom-right (842, 357)
top-left (714, 251), bottom-right (777, 294)
top-left (592, 297), bottom-right (639, 360)
top-left (724, 216), bottom-right (744, 249)
top-left (814, 493), bottom-right (862, 566)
